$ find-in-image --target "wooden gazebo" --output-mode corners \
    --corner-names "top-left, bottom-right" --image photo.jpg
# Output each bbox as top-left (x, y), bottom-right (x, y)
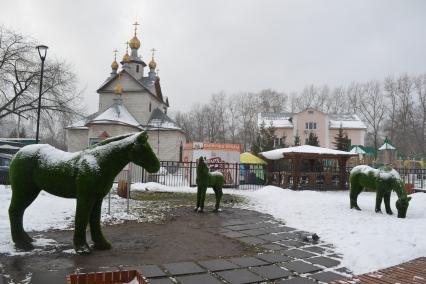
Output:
top-left (260, 145), bottom-right (357, 190)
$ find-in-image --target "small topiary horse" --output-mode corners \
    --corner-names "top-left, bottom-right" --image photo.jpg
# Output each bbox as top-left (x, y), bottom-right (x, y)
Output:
top-left (195, 157), bottom-right (224, 213)
top-left (9, 131), bottom-right (159, 254)
top-left (349, 165), bottom-right (411, 218)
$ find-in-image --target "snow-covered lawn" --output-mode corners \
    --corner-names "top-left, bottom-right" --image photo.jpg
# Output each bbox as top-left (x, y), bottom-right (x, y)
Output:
top-left (1, 183), bottom-right (425, 275)
top-left (239, 186), bottom-right (426, 274)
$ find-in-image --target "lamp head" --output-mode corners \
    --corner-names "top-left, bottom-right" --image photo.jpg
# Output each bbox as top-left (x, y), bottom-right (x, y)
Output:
top-left (36, 45), bottom-right (49, 60)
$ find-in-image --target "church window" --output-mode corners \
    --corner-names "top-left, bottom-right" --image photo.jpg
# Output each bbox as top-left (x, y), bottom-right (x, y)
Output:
top-left (149, 102), bottom-right (152, 112)
top-left (136, 65), bottom-right (140, 73)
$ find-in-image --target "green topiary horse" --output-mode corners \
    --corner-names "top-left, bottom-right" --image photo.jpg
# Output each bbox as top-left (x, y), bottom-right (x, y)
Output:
top-left (349, 165), bottom-right (411, 218)
top-left (194, 157), bottom-right (224, 213)
top-left (9, 131), bottom-right (159, 254)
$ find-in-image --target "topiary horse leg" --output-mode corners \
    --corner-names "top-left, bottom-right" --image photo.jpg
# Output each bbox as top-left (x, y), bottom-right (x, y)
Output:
top-left (9, 188), bottom-right (40, 250)
top-left (375, 190), bottom-right (384, 213)
top-left (383, 191), bottom-right (393, 215)
top-left (74, 196), bottom-right (95, 255)
top-left (195, 186), bottom-right (201, 211)
top-left (198, 187), bottom-right (207, 213)
top-left (212, 187), bottom-right (223, 212)
top-left (90, 199), bottom-right (111, 250)
top-left (349, 180), bottom-right (362, 210)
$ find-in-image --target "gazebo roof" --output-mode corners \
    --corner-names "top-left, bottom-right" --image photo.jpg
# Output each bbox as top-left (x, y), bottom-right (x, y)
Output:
top-left (260, 145), bottom-right (356, 160)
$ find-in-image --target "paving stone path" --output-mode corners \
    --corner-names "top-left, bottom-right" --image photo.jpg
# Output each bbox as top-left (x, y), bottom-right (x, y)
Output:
top-left (127, 210), bottom-right (349, 284)
top-left (8, 208), bottom-right (350, 284)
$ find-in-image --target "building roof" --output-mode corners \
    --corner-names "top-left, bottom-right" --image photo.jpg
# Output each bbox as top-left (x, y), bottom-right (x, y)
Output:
top-left (240, 152), bottom-right (267, 164)
top-left (257, 112), bottom-right (294, 128)
top-left (328, 114), bottom-right (367, 129)
top-left (67, 99), bottom-right (142, 130)
top-left (349, 145), bottom-right (367, 154)
top-left (257, 111), bottom-right (366, 130)
top-left (88, 101), bottom-right (141, 128)
top-left (145, 108), bottom-right (181, 130)
top-left (260, 145), bottom-right (356, 160)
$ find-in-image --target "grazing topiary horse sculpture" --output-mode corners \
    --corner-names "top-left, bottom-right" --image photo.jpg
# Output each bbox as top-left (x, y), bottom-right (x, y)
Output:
top-left (9, 131), bottom-right (160, 254)
top-left (195, 157), bottom-right (224, 213)
top-left (349, 165), bottom-right (411, 218)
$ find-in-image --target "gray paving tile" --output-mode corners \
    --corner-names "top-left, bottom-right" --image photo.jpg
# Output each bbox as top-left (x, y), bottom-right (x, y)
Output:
top-left (264, 227), bottom-right (294, 234)
top-left (176, 273), bottom-right (223, 284)
top-left (278, 240), bottom-right (305, 248)
top-left (281, 261), bottom-right (322, 274)
top-left (148, 278), bottom-right (175, 284)
top-left (327, 253), bottom-right (343, 259)
top-left (310, 271), bottom-right (345, 282)
top-left (239, 229), bottom-right (268, 236)
top-left (226, 224), bottom-right (253, 231)
top-left (198, 259), bottom-right (239, 271)
top-left (222, 219), bottom-right (247, 226)
top-left (307, 256), bottom-right (340, 268)
top-left (0, 275), bottom-right (6, 284)
top-left (276, 277), bottom-right (316, 284)
top-left (256, 253), bottom-right (291, 263)
top-left (216, 268), bottom-right (264, 284)
top-left (221, 231), bottom-right (248, 238)
top-left (261, 243), bottom-right (287, 251)
top-left (276, 232), bottom-right (300, 240)
top-left (282, 249), bottom-right (315, 259)
top-left (250, 264), bottom-right (292, 280)
top-left (257, 234), bottom-right (284, 242)
top-left (303, 246), bottom-right (326, 254)
top-left (163, 261), bottom-right (205, 275)
top-left (30, 271), bottom-right (67, 284)
top-left (238, 236), bottom-right (267, 245)
top-left (134, 264), bottom-right (166, 278)
top-left (336, 267), bottom-right (352, 274)
top-left (229, 256), bottom-right (269, 267)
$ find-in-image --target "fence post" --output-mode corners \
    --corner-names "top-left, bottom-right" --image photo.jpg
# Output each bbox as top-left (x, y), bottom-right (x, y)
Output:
top-left (235, 163), bottom-right (239, 189)
top-left (189, 162), bottom-right (193, 186)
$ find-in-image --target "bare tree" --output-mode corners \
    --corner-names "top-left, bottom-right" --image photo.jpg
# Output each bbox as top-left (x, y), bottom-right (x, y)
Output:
top-left (355, 81), bottom-right (387, 151)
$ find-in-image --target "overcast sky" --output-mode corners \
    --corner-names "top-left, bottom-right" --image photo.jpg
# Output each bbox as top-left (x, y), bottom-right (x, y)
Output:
top-left (1, 0), bottom-right (425, 114)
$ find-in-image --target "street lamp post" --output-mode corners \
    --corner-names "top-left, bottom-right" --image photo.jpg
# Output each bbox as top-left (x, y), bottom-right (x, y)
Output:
top-left (35, 45), bottom-right (48, 144)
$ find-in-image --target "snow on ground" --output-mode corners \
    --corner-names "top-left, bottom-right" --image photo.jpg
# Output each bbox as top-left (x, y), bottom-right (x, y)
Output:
top-left (239, 186), bottom-right (426, 275)
top-left (1, 183), bottom-right (425, 276)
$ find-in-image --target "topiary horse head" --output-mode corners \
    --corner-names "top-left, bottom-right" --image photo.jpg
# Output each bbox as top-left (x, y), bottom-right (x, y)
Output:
top-left (195, 156), bottom-right (224, 213)
top-left (8, 131), bottom-right (159, 254)
top-left (349, 165), bottom-right (411, 218)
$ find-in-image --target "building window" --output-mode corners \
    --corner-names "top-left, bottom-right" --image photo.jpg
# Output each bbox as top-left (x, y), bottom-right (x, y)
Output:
top-left (136, 65), bottom-right (140, 73)
top-left (274, 137), bottom-right (284, 148)
top-left (164, 107), bottom-right (167, 114)
top-left (149, 102), bottom-right (152, 112)
top-left (88, 138), bottom-right (101, 146)
top-left (305, 122), bottom-right (317, 130)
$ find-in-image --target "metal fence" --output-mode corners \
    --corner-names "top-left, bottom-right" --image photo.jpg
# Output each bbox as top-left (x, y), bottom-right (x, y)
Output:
top-left (115, 161), bottom-right (266, 189)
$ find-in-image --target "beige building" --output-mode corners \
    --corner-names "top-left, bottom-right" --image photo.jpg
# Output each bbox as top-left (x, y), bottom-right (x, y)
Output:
top-left (66, 24), bottom-right (186, 161)
top-left (258, 108), bottom-right (366, 148)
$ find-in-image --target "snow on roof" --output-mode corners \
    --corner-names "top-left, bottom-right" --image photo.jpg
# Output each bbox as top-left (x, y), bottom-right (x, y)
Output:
top-left (349, 145), bottom-right (366, 154)
top-left (329, 114), bottom-right (367, 129)
top-left (378, 142), bottom-right (396, 150)
top-left (146, 108), bottom-right (182, 130)
top-left (257, 112), bottom-right (293, 128)
top-left (89, 102), bottom-right (141, 128)
top-left (260, 145), bottom-right (355, 160)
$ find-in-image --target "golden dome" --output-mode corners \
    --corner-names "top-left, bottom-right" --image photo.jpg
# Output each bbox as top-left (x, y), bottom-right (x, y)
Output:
top-left (149, 58), bottom-right (157, 69)
top-left (122, 51), bottom-right (131, 63)
top-left (111, 60), bottom-right (119, 70)
top-left (129, 36), bottom-right (141, 49)
top-left (114, 83), bottom-right (123, 94)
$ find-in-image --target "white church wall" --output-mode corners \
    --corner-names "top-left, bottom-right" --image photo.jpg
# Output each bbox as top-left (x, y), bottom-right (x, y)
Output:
top-left (88, 124), bottom-right (140, 142)
top-left (66, 128), bottom-right (89, 152)
top-left (99, 92), bottom-right (163, 124)
top-left (147, 130), bottom-right (186, 161)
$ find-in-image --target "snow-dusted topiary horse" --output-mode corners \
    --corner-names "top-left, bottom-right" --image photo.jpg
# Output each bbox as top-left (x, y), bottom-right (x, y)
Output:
top-left (9, 131), bottom-right (159, 254)
top-left (349, 165), bottom-right (411, 218)
top-left (194, 157), bottom-right (224, 213)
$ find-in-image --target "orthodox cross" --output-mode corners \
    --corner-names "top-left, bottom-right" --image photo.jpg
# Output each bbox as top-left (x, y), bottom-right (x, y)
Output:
top-left (133, 21), bottom-right (140, 35)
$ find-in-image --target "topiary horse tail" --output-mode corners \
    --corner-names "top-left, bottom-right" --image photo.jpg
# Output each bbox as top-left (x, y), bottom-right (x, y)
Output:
top-left (195, 157), bottom-right (224, 213)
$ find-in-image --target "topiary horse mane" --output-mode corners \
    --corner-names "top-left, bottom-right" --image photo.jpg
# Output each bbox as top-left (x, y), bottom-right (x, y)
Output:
top-left (9, 131), bottom-right (160, 254)
top-left (195, 157), bottom-right (224, 213)
top-left (349, 165), bottom-right (411, 218)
